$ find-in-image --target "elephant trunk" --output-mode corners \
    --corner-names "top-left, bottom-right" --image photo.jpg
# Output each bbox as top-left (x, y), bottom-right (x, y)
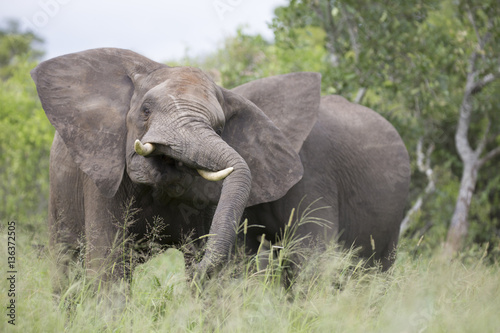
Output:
top-left (196, 155), bottom-right (251, 278)
top-left (140, 127), bottom-right (251, 278)
top-left (185, 134), bottom-right (252, 278)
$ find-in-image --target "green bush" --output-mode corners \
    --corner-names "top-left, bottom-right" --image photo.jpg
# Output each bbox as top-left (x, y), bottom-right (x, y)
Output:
top-left (0, 55), bottom-right (53, 222)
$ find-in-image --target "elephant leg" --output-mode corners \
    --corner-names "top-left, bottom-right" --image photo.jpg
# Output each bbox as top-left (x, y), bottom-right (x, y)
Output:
top-left (48, 134), bottom-right (85, 294)
top-left (376, 230), bottom-right (400, 271)
top-left (245, 193), bottom-right (339, 287)
top-left (287, 199), bottom-right (338, 286)
top-left (48, 187), bottom-right (84, 294)
top-left (277, 181), bottom-right (340, 249)
top-left (182, 251), bottom-right (198, 280)
top-left (83, 178), bottom-right (131, 286)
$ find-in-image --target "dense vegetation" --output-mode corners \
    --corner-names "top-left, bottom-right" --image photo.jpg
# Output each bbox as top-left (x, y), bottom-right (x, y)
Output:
top-left (0, 1), bottom-right (499, 331)
top-left (0, 21), bottom-right (53, 226)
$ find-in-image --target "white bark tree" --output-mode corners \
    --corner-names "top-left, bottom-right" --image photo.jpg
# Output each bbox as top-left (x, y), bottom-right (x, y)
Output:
top-left (443, 10), bottom-right (500, 256)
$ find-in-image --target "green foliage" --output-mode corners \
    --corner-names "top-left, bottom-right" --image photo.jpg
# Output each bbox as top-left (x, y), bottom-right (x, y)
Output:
top-left (176, 27), bottom-right (328, 89)
top-left (0, 20), bottom-right (44, 78)
top-left (203, 29), bottom-right (273, 87)
top-left (0, 24), bottom-right (52, 222)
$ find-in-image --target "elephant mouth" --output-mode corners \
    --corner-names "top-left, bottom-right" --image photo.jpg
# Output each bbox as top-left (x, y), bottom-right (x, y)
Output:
top-left (160, 154), bottom-right (185, 169)
top-left (143, 154), bottom-right (196, 198)
top-left (134, 139), bottom-right (234, 182)
top-left (151, 154), bottom-right (197, 178)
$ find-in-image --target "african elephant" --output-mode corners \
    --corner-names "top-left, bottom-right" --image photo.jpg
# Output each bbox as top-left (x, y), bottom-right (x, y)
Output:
top-left (31, 48), bottom-right (410, 287)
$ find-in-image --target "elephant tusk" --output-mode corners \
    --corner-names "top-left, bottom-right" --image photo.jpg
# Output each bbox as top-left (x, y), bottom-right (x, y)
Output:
top-left (197, 167), bottom-right (234, 181)
top-left (134, 139), bottom-right (155, 156)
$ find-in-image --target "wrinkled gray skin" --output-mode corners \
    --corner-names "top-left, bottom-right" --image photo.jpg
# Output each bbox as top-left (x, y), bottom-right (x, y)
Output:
top-left (32, 48), bottom-right (410, 288)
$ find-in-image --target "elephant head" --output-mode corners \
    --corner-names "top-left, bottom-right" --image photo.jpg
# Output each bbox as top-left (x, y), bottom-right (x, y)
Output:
top-left (31, 48), bottom-right (321, 276)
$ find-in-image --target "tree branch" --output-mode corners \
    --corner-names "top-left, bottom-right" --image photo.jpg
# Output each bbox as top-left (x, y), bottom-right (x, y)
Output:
top-left (470, 72), bottom-right (499, 95)
top-left (456, 8), bottom-right (499, 161)
top-left (467, 7), bottom-right (480, 43)
top-left (400, 138), bottom-right (435, 235)
top-left (467, 6), bottom-right (493, 54)
top-left (354, 87), bottom-right (367, 104)
top-left (475, 118), bottom-right (491, 156)
top-left (456, 81), bottom-right (474, 161)
top-left (456, 51), bottom-right (496, 159)
top-left (340, 3), bottom-right (360, 61)
top-left (400, 197), bottom-right (423, 236)
top-left (312, 1), bottom-right (339, 66)
top-left (478, 146), bottom-right (500, 168)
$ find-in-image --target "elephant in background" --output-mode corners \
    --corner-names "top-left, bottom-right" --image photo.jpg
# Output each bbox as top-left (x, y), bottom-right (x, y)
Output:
top-left (31, 48), bottom-right (410, 288)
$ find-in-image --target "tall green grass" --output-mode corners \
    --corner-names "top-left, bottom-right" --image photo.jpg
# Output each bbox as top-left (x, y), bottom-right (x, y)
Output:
top-left (1, 219), bottom-right (499, 333)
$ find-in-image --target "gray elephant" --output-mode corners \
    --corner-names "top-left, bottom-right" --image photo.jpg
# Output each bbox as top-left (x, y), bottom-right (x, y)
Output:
top-left (31, 48), bottom-right (410, 287)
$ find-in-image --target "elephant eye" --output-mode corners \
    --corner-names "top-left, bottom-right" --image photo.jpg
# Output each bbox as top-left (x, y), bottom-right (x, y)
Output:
top-left (215, 127), bottom-right (223, 136)
top-left (142, 106), bottom-right (151, 117)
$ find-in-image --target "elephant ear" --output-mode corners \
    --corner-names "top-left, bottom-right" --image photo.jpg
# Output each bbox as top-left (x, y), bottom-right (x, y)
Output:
top-left (221, 89), bottom-right (304, 207)
top-left (231, 72), bottom-right (321, 153)
top-left (31, 48), bottom-right (165, 198)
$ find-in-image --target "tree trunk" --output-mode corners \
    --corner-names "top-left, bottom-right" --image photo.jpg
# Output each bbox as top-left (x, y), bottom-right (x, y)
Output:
top-left (443, 162), bottom-right (478, 256)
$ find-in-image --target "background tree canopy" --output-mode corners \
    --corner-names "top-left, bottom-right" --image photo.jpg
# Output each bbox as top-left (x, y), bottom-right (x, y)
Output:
top-left (0, 20), bottom-right (52, 229)
top-left (1, 0), bottom-right (499, 258)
